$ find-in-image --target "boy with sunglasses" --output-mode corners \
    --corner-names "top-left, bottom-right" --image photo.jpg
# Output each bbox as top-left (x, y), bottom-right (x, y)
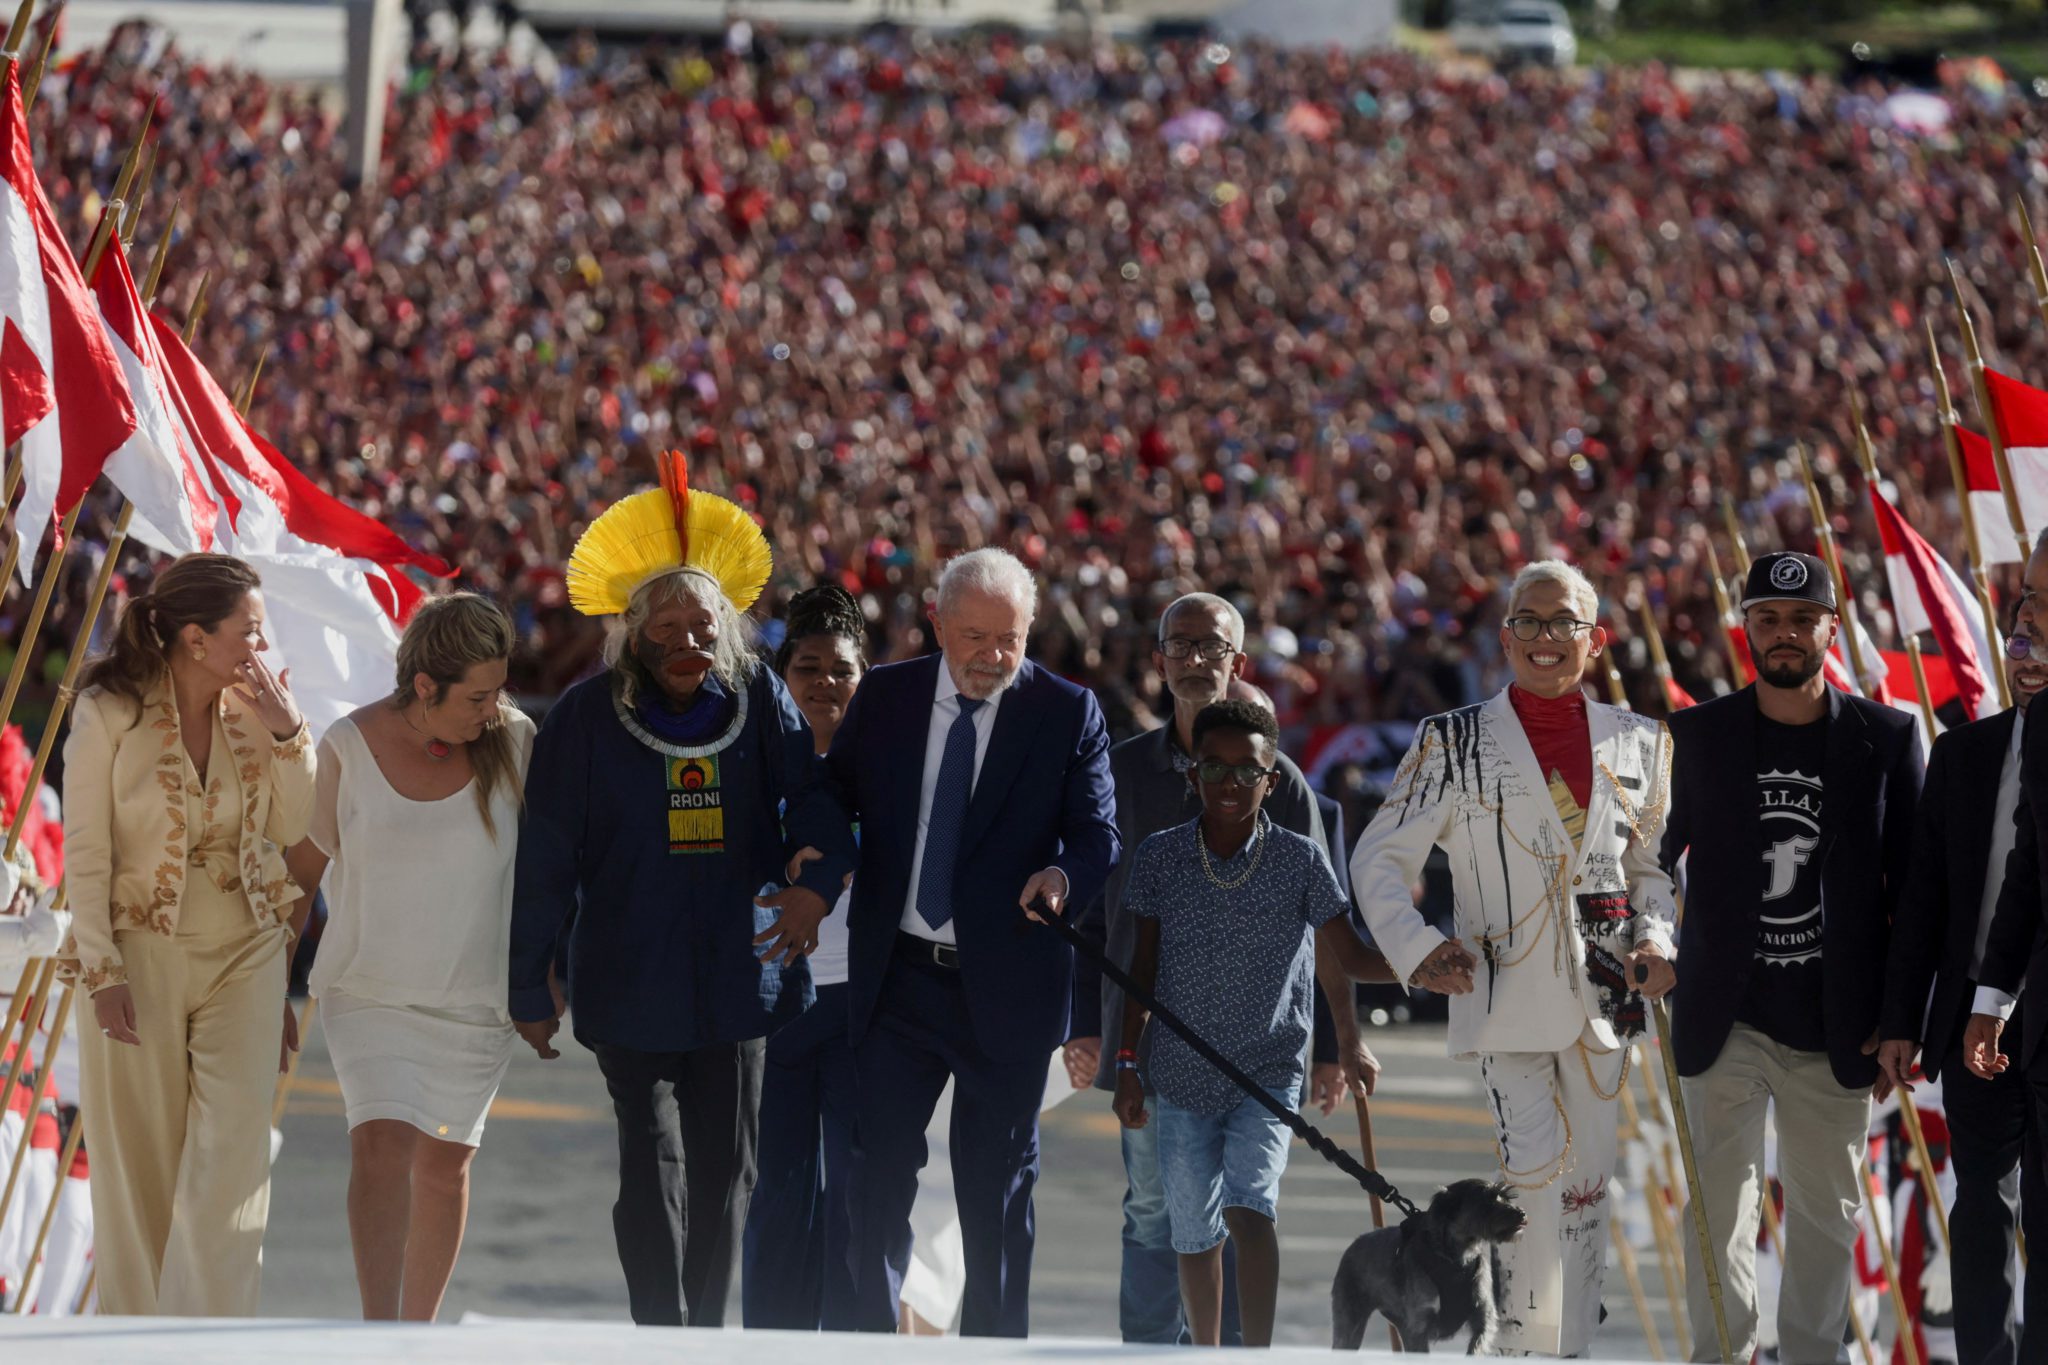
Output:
top-left (1111, 701), bottom-right (1392, 1348)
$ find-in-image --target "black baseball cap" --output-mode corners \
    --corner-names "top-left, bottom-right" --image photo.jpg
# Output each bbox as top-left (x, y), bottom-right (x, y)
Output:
top-left (1739, 551), bottom-right (1837, 613)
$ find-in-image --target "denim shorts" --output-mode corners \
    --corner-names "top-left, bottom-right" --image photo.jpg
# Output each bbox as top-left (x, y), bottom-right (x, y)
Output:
top-left (1153, 1087), bottom-right (1295, 1254)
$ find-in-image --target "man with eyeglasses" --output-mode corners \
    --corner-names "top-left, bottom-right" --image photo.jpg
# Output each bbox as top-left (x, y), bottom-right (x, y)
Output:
top-left (1071, 592), bottom-right (1379, 1345)
top-left (1662, 550), bottom-right (1921, 1364)
top-left (1351, 559), bottom-right (1679, 1357)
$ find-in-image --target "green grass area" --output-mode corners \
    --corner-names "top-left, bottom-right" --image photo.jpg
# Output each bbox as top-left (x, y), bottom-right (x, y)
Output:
top-left (1580, 28), bottom-right (1839, 70)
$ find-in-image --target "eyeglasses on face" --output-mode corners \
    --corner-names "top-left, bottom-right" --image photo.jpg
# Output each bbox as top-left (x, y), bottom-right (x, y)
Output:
top-left (1195, 760), bottom-right (1276, 788)
top-left (1160, 637), bottom-right (1237, 662)
top-left (1504, 616), bottom-right (1595, 643)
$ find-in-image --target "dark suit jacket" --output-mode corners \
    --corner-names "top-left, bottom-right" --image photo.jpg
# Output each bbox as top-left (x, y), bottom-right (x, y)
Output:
top-left (826, 654), bottom-right (1119, 1060)
top-left (1882, 707), bottom-right (2020, 1079)
top-left (1978, 709), bottom-right (2048, 1069)
top-left (1661, 686), bottom-right (1923, 1088)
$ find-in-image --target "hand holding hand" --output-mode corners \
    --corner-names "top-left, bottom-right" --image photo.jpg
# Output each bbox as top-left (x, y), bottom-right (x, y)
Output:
top-left (516, 1016), bottom-right (561, 1060)
top-left (1410, 937), bottom-right (1477, 996)
top-left (753, 885), bottom-right (830, 964)
top-left (1062, 1037), bottom-right (1100, 1090)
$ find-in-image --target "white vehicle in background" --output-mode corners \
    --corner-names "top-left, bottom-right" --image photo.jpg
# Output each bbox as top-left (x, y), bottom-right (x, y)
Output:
top-left (1450, 0), bottom-right (1579, 68)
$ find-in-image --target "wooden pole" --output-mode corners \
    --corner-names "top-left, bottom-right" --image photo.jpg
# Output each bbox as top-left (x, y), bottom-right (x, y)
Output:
top-left (1894, 1095), bottom-right (1952, 1257)
top-left (236, 344), bottom-right (270, 416)
top-left (11, 1108), bottom-right (83, 1312)
top-left (1952, 258), bottom-right (2032, 561)
top-left (1862, 1154), bottom-right (1922, 1365)
top-left (1796, 445), bottom-right (1879, 693)
top-left (0, 956), bottom-right (52, 1120)
top-left (1653, 1002), bottom-right (1734, 1364)
top-left (141, 195), bottom-right (181, 306)
top-left (1720, 495), bottom-right (1753, 577)
top-left (1601, 649), bottom-right (1630, 710)
top-left (0, 983), bottom-right (71, 1230)
top-left (3, 293), bottom-right (207, 859)
top-left (0, 0), bottom-right (35, 59)
top-left (121, 140), bottom-right (158, 245)
top-left (2018, 191), bottom-right (2048, 341)
top-left (1705, 538), bottom-right (1750, 685)
top-left (1621, 1077), bottom-right (1692, 1357)
top-left (1632, 576), bottom-right (1681, 715)
top-left (1905, 638), bottom-right (1940, 752)
top-left (1928, 317), bottom-right (2016, 708)
top-left (1346, 1088), bottom-right (1401, 1349)
top-left (71, 1263), bottom-right (94, 1315)
top-left (18, 12), bottom-right (52, 112)
top-left (1609, 1214), bottom-right (1665, 1360)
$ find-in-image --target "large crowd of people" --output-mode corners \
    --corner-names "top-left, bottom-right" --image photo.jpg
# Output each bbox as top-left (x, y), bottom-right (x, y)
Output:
top-left (8, 22), bottom-right (2046, 756)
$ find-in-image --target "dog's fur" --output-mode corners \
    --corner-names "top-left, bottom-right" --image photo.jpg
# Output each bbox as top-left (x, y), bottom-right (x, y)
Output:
top-left (1330, 1178), bottom-right (1528, 1353)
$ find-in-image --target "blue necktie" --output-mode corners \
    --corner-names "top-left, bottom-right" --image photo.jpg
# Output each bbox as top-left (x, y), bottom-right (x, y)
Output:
top-left (915, 695), bottom-right (985, 931)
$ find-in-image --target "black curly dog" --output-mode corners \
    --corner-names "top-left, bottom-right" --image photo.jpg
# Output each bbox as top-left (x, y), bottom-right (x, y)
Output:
top-left (1330, 1178), bottom-right (1528, 1353)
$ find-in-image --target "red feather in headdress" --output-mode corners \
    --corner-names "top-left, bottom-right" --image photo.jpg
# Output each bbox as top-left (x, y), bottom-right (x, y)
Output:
top-left (657, 449), bottom-right (691, 563)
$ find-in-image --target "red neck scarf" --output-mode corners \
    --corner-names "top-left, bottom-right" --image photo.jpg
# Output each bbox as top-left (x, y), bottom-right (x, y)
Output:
top-left (1508, 684), bottom-right (1592, 812)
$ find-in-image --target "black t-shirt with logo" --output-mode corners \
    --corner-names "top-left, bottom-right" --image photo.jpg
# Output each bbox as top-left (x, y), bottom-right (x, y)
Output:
top-left (1737, 715), bottom-right (1828, 1052)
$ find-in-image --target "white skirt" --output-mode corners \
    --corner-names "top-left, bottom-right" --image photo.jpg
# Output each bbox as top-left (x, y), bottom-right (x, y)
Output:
top-left (321, 990), bottom-right (515, 1147)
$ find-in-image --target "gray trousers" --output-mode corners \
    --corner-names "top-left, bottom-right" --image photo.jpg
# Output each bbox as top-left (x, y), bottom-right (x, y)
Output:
top-left (1679, 1024), bottom-right (1871, 1365)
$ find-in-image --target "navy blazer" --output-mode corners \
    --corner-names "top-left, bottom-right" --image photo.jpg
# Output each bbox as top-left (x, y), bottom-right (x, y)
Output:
top-left (1977, 709), bottom-right (2048, 1069)
top-left (826, 655), bottom-right (1119, 1060)
top-left (1661, 686), bottom-right (1922, 1089)
top-left (1883, 707), bottom-right (2018, 1078)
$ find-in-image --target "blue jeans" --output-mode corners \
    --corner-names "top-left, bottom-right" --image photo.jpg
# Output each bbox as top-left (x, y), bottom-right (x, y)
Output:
top-left (1120, 1090), bottom-right (1241, 1344)
top-left (1154, 1089), bottom-right (1293, 1254)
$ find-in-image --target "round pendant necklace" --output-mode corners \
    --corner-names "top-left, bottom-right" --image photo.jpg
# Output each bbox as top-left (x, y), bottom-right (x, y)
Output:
top-left (401, 703), bottom-right (453, 760)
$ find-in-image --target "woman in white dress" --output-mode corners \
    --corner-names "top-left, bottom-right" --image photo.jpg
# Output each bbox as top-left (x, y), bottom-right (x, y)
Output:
top-left (285, 593), bottom-right (535, 1321)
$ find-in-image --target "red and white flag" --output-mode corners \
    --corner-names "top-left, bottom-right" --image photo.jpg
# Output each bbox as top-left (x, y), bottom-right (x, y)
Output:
top-left (1956, 427), bottom-right (2026, 567)
top-left (85, 234), bottom-right (218, 556)
top-left (0, 63), bottom-right (138, 579)
top-left (1983, 367), bottom-right (2048, 551)
top-left (146, 314), bottom-right (455, 734)
top-left (1869, 485), bottom-right (1997, 721)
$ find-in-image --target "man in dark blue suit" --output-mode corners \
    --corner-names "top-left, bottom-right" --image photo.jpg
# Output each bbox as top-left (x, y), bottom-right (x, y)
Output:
top-left (1661, 551), bottom-right (1922, 1363)
top-left (826, 548), bottom-right (1118, 1337)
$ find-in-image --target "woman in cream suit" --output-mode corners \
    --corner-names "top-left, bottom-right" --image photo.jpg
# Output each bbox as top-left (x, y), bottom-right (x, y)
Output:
top-left (286, 593), bottom-right (533, 1322)
top-left (60, 553), bottom-right (314, 1317)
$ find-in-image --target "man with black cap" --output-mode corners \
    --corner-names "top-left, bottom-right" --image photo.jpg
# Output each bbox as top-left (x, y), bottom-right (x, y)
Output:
top-left (1661, 549), bottom-right (1922, 1364)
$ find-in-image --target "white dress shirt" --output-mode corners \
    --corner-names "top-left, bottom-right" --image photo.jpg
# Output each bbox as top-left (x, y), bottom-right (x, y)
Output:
top-left (899, 664), bottom-right (1004, 945)
top-left (1974, 711), bottom-right (2027, 1022)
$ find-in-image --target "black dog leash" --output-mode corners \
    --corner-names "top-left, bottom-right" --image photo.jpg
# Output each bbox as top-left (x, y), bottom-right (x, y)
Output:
top-left (1033, 900), bottom-right (1421, 1220)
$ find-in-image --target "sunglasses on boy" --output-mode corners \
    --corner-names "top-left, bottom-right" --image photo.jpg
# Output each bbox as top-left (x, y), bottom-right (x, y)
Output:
top-left (1195, 760), bottom-right (1278, 788)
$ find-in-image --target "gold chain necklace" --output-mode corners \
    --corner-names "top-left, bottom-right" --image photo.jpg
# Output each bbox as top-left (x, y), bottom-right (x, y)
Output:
top-left (1198, 823), bottom-right (1265, 890)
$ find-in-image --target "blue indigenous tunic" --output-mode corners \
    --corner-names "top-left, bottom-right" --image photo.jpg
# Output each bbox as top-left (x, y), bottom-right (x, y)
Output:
top-left (509, 667), bottom-right (855, 1052)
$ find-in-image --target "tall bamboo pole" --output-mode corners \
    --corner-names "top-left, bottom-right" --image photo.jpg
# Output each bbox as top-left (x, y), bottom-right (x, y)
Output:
top-left (0, 955), bottom-right (51, 1121)
top-left (1720, 494), bottom-right (1753, 577)
top-left (1861, 1154), bottom-right (1923, 1365)
top-left (1620, 1078), bottom-right (1692, 1358)
top-left (11, 1108), bottom-right (82, 1312)
top-left (2018, 192), bottom-right (2048, 341)
top-left (235, 343), bottom-right (270, 416)
top-left (1632, 577), bottom-right (1681, 715)
top-left (1952, 259), bottom-right (2032, 562)
top-left (18, 11), bottom-right (52, 111)
top-left (1705, 538), bottom-right (1750, 685)
top-left (1609, 1214), bottom-right (1665, 1360)
top-left (0, 982), bottom-right (70, 1230)
top-left (0, 0), bottom-right (35, 60)
top-left (1600, 649), bottom-right (1630, 709)
top-left (1796, 445), bottom-right (1880, 693)
top-left (0, 132), bottom-right (150, 738)
top-left (2, 287), bottom-right (208, 860)
top-left (1928, 318), bottom-right (2017, 708)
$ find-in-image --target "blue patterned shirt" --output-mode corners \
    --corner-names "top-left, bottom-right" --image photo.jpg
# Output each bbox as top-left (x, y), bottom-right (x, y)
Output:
top-left (1127, 813), bottom-right (1349, 1116)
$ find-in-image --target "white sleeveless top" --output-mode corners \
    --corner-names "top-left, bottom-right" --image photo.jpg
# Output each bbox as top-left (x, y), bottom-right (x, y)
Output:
top-left (308, 711), bottom-right (535, 1014)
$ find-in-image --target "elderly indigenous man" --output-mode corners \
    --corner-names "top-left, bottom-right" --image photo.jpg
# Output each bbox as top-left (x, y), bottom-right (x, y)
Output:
top-left (508, 453), bottom-right (855, 1328)
top-left (1350, 560), bottom-right (1679, 1357)
top-left (827, 548), bottom-right (1117, 1338)
top-left (1663, 551), bottom-right (1920, 1365)
top-left (1073, 593), bottom-right (1378, 1344)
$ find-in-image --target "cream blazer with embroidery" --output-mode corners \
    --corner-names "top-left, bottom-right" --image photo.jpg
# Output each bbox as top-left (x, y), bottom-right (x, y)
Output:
top-left (57, 682), bottom-right (315, 994)
top-left (1349, 687), bottom-right (1678, 1060)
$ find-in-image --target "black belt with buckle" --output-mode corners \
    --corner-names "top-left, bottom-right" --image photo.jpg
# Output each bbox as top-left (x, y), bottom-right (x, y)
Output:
top-left (895, 932), bottom-right (961, 970)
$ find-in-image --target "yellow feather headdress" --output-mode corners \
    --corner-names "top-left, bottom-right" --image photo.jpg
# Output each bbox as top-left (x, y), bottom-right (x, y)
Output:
top-left (566, 452), bottom-right (772, 616)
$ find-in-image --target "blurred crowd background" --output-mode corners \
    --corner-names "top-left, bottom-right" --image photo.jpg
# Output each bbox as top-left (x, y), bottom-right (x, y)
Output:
top-left (8, 13), bottom-right (2048, 828)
